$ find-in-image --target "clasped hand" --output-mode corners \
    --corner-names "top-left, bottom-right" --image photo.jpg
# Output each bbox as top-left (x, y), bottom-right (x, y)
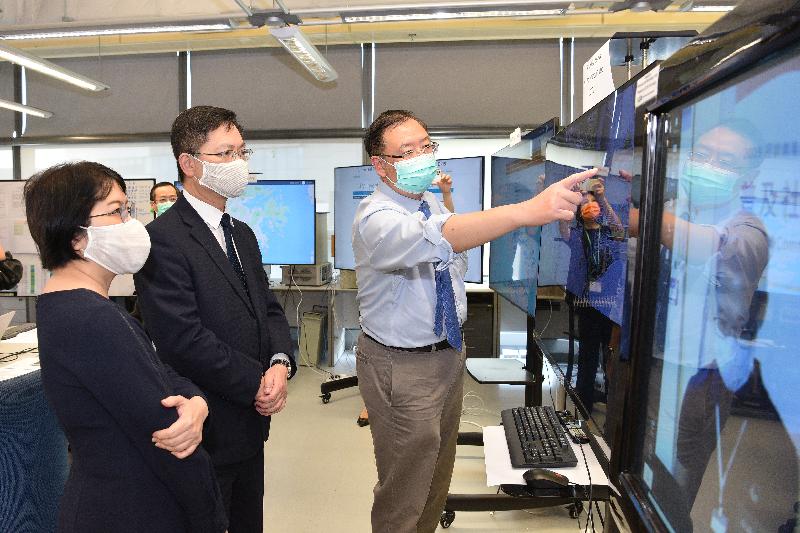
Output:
top-left (152, 395), bottom-right (208, 459)
top-left (255, 364), bottom-right (288, 416)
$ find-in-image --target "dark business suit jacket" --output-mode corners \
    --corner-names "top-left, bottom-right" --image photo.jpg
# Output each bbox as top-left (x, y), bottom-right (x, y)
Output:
top-left (134, 195), bottom-right (295, 466)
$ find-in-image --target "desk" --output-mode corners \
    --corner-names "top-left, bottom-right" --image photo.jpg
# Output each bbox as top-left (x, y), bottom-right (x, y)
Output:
top-left (0, 330), bottom-right (68, 533)
top-left (441, 426), bottom-right (611, 528)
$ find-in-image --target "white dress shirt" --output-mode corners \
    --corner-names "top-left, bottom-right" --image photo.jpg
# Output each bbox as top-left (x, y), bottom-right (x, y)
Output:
top-left (352, 181), bottom-right (468, 348)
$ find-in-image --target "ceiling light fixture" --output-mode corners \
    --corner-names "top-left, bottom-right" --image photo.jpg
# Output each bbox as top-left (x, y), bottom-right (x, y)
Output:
top-left (342, 9), bottom-right (565, 23)
top-left (0, 98), bottom-right (53, 118)
top-left (0, 42), bottom-right (109, 91)
top-left (269, 25), bottom-right (338, 83)
top-left (0, 22), bottom-right (235, 41)
top-left (691, 5), bottom-right (736, 12)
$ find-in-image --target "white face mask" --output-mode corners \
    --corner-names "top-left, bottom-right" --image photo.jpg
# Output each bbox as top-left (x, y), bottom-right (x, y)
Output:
top-left (191, 155), bottom-right (250, 199)
top-left (80, 219), bottom-right (151, 275)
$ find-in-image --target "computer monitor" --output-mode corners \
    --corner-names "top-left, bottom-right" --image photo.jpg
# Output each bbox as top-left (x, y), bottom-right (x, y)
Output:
top-left (225, 180), bottom-right (316, 265)
top-left (488, 119), bottom-right (558, 316)
top-left (333, 156), bottom-right (485, 283)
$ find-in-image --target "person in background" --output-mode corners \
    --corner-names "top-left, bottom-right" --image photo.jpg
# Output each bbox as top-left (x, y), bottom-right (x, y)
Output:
top-left (135, 106), bottom-right (295, 533)
top-left (150, 181), bottom-right (180, 218)
top-left (356, 172), bottom-right (455, 428)
top-left (25, 161), bottom-right (226, 533)
top-left (353, 109), bottom-right (594, 533)
top-left (0, 239), bottom-right (23, 290)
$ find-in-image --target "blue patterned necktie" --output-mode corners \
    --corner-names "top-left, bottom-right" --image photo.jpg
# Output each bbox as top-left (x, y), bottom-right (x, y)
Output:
top-left (220, 213), bottom-right (249, 296)
top-left (419, 200), bottom-right (462, 351)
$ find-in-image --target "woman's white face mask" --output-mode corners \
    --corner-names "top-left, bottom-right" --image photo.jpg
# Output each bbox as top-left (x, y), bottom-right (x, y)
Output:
top-left (79, 219), bottom-right (151, 275)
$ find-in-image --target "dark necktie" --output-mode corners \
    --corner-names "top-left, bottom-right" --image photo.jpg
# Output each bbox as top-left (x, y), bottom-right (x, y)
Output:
top-left (220, 213), bottom-right (249, 295)
top-left (419, 200), bottom-right (462, 351)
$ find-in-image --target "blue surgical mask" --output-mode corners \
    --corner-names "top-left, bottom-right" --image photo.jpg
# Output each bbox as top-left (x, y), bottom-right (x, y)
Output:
top-left (384, 152), bottom-right (439, 194)
top-left (155, 201), bottom-right (175, 217)
top-left (681, 161), bottom-right (742, 207)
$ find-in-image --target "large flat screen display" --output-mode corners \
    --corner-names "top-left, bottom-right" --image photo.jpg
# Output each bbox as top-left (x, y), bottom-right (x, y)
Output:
top-left (488, 119), bottom-right (558, 316)
top-left (333, 156), bottom-right (485, 283)
top-left (631, 43), bottom-right (800, 533)
top-left (225, 180), bottom-right (316, 265)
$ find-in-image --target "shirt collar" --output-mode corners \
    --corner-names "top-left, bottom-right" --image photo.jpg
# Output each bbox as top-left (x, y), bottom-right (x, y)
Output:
top-left (183, 189), bottom-right (229, 230)
top-left (375, 180), bottom-right (428, 213)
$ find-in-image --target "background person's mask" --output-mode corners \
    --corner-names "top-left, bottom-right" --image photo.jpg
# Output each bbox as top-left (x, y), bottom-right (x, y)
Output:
top-left (681, 161), bottom-right (742, 206)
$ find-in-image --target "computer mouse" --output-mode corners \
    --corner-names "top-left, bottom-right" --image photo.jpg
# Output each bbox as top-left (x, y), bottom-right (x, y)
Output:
top-left (523, 468), bottom-right (570, 489)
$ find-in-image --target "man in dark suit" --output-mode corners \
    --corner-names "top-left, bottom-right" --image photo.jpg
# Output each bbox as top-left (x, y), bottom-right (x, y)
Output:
top-left (135, 105), bottom-right (296, 533)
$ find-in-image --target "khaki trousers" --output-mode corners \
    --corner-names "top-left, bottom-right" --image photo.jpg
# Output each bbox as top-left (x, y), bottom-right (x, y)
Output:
top-left (356, 333), bottom-right (466, 533)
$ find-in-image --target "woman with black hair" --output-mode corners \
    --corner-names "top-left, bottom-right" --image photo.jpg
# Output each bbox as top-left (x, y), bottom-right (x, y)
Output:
top-left (25, 161), bottom-right (227, 533)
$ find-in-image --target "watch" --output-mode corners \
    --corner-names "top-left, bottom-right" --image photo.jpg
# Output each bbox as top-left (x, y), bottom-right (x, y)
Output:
top-left (270, 358), bottom-right (292, 378)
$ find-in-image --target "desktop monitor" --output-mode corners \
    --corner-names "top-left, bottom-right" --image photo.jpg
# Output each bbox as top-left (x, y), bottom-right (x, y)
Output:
top-left (333, 156), bottom-right (485, 283)
top-left (226, 180), bottom-right (316, 265)
top-left (488, 119), bottom-right (558, 317)
top-left (175, 180), bottom-right (317, 265)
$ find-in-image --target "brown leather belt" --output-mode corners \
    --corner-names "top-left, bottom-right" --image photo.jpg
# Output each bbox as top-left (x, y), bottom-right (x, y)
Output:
top-left (364, 333), bottom-right (452, 353)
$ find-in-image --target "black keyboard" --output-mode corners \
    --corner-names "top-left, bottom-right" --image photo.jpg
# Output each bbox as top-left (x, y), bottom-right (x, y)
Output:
top-left (2, 322), bottom-right (36, 340)
top-left (501, 405), bottom-right (578, 469)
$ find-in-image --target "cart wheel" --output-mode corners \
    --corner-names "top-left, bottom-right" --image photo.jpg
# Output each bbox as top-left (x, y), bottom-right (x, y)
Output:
top-left (568, 500), bottom-right (584, 519)
top-left (321, 393), bottom-right (331, 404)
top-left (440, 510), bottom-right (455, 528)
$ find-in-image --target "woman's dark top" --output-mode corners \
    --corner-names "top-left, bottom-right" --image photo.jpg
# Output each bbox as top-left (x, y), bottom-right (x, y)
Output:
top-left (36, 289), bottom-right (227, 533)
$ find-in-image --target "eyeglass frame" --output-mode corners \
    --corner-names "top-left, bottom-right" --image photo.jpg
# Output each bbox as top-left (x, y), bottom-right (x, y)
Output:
top-left (190, 148), bottom-right (254, 162)
top-left (88, 203), bottom-right (134, 223)
top-left (377, 141), bottom-right (439, 160)
top-left (687, 149), bottom-right (754, 174)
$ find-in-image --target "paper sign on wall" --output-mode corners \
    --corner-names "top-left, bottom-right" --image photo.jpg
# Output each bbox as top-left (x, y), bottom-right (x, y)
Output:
top-left (583, 41), bottom-right (615, 113)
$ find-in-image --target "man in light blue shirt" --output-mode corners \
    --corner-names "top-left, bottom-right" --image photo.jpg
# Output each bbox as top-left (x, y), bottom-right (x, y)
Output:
top-left (353, 109), bottom-right (595, 533)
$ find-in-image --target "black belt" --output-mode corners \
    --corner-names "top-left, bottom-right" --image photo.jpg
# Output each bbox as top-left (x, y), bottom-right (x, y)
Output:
top-left (364, 333), bottom-right (452, 353)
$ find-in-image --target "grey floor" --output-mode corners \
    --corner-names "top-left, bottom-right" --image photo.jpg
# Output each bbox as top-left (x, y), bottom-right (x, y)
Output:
top-left (262, 353), bottom-right (604, 532)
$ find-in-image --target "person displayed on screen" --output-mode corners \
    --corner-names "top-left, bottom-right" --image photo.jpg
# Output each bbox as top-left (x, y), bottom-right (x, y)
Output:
top-left (24, 161), bottom-right (226, 533)
top-left (355, 171), bottom-right (455, 429)
top-left (657, 119), bottom-right (797, 530)
top-left (558, 177), bottom-right (624, 415)
top-left (150, 181), bottom-right (180, 218)
top-left (353, 109), bottom-right (595, 533)
top-left (0, 239), bottom-right (23, 290)
top-left (134, 106), bottom-right (295, 533)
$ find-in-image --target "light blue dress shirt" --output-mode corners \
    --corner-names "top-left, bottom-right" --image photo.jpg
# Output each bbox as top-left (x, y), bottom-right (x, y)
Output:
top-left (352, 181), bottom-right (468, 348)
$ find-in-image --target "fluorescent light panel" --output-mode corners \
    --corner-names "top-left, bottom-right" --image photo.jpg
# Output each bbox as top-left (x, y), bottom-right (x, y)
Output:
top-left (269, 26), bottom-right (338, 83)
top-left (0, 22), bottom-right (234, 40)
top-left (0, 42), bottom-right (109, 91)
top-left (343, 9), bottom-right (564, 23)
top-left (0, 98), bottom-right (53, 118)
top-left (691, 5), bottom-right (736, 11)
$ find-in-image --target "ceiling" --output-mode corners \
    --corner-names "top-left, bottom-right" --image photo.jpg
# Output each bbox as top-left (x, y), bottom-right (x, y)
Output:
top-left (0, 1), bottom-right (737, 58)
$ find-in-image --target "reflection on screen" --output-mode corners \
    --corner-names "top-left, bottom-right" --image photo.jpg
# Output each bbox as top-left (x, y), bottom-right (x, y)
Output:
top-left (637, 46), bottom-right (800, 533)
top-left (226, 180), bottom-right (316, 265)
top-left (489, 120), bottom-right (557, 316)
top-left (541, 82), bottom-right (635, 326)
top-left (333, 157), bottom-right (485, 282)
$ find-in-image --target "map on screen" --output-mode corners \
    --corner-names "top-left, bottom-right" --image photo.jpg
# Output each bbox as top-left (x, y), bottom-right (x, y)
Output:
top-left (226, 180), bottom-right (316, 265)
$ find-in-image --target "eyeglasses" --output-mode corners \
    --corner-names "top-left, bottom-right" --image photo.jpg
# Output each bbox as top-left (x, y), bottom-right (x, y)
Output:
top-left (89, 203), bottom-right (133, 222)
top-left (191, 148), bottom-right (254, 162)
top-left (379, 141), bottom-right (439, 160)
top-left (688, 150), bottom-right (750, 174)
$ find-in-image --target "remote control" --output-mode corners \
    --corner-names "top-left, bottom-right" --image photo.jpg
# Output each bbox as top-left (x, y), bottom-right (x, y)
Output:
top-left (556, 410), bottom-right (591, 444)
